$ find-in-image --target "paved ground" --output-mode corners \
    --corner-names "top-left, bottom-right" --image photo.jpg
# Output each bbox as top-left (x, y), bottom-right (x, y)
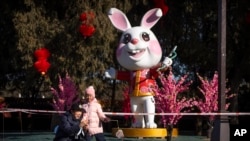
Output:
top-left (0, 132), bottom-right (209, 141)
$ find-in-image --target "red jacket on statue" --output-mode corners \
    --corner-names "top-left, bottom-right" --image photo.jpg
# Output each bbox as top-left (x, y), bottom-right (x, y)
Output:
top-left (116, 68), bottom-right (159, 97)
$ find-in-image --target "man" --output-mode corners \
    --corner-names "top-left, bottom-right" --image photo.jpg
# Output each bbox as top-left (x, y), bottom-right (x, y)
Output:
top-left (54, 103), bottom-right (87, 141)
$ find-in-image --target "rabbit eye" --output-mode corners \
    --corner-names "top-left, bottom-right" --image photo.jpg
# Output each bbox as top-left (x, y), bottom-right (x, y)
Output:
top-left (123, 34), bottom-right (131, 44)
top-left (142, 32), bottom-right (150, 41)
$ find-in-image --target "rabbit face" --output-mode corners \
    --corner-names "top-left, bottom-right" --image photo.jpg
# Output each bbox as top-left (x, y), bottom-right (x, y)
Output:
top-left (116, 27), bottom-right (162, 70)
top-left (108, 8), bottom-right (163, 71)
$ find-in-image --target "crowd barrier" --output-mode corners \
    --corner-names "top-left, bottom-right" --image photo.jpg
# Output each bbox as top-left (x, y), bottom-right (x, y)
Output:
top-left (1, 108), bottom-right (250, 116)
top-left (1, 108), bottom-right (250, 139)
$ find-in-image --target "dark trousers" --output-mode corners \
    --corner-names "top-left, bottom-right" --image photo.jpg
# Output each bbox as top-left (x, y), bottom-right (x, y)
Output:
top-left (85, 133), bottom-right (106, 141)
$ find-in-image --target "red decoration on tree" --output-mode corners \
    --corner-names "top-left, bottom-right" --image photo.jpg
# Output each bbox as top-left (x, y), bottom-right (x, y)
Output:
top-left (34, 47), bottom-right (50, 60)
top-left (34, 48), bottom-right (51, 74)
top-left (79, 11), bottom-right (96, 38)
top-left (80, 13), bottom-right (88, 21)
top-left (246, 12), bottom-right (250, 24)
top-left (80, 12), bottom-right (95, 22)
top-left (79, 24), bottom-right (95, 37)
top-left (153, 0), bottom-right (169, 16)
top-left (34, 60), bottom-right (51, 74)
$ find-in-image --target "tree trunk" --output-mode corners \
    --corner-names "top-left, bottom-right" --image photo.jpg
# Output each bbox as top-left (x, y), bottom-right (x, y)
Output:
top-left (207, 126), bottom-right (213, 138)
top-left (196, 116), bottom-right (203, 136)
top-left (166, 124), bottom-right (173, 141)
top-left (206, 119), bottom-right (214, 138)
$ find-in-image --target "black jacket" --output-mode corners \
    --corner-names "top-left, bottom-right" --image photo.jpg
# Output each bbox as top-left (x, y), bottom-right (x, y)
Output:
top-left (54, 112), bottom-right (85, 141)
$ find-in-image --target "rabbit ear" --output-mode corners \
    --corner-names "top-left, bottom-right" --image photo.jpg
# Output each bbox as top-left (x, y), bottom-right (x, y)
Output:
top-left (140, 8), bottom-right (163, 29)
top-left (108, 8), bottom-right (131, 31)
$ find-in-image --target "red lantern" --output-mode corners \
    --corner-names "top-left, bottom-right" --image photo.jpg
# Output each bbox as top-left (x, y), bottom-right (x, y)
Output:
top-left (80, 12), bottom-right (95, 22)
top-left (153, 0), bottom-right (169, 16)
top-left (246, 12), bottom-right (250, 24)
top-left (34, 48), bottom-right (50, 60)
top-left (34, 60), bottom-right (51, 74)
top-left (79, 11), bottom-right (96, 38)
top-left (79, 24), bottom-right (95, 37)
top-left (80, 13), bottom-right (87, 22)
top-left (34, 48), bottom-right (50, 74)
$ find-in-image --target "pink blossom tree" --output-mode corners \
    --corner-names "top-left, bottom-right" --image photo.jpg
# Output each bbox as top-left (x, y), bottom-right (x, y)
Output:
top-left (153, 70), bottom-right (193, 141)
top-left (50, 72), bottom-right (80, 131)
top-left (193, 71), bottom-right (235, 137)
top-left (121, 69), bottom-right (194, 126)
top-left (194, 71), bottom-right (234, 120)
top-left (154, 70), bottom-right (193, 126)
top-left (51, 72), bottom-right (80, 111)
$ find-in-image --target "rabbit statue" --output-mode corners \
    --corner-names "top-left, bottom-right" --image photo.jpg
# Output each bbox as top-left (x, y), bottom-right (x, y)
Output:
top-left (106, 8), bottom-right (172, 128)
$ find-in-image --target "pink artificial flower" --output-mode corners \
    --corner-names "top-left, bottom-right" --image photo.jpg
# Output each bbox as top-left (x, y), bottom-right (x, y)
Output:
top-left (154, 70), bottom-right (193, 125)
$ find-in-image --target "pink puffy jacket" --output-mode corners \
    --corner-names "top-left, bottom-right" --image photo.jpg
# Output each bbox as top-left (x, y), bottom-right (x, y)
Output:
top-left (82, 99), bottom-right (107, 135)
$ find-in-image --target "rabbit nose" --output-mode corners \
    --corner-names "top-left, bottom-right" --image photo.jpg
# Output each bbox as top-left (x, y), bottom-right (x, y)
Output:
top-left (131, 39), bottom-right (139, 45)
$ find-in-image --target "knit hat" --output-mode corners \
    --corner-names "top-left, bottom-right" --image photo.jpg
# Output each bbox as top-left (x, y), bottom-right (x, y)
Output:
top-left (71, 103), bottom-right (82, 112)
top-left (85, 86), bottom-right (95, 97)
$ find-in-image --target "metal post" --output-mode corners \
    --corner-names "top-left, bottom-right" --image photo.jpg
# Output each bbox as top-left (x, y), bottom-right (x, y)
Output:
top-left (111, 79), bottom-right (116, 111)
top-left (211, 0), bottom-right (230, 140)
top-left (19, 111), bottom-right (23, 132)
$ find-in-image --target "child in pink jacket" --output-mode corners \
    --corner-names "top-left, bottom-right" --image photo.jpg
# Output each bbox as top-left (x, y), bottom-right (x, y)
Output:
top-left (82, 86), bottom-right (110, 141)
